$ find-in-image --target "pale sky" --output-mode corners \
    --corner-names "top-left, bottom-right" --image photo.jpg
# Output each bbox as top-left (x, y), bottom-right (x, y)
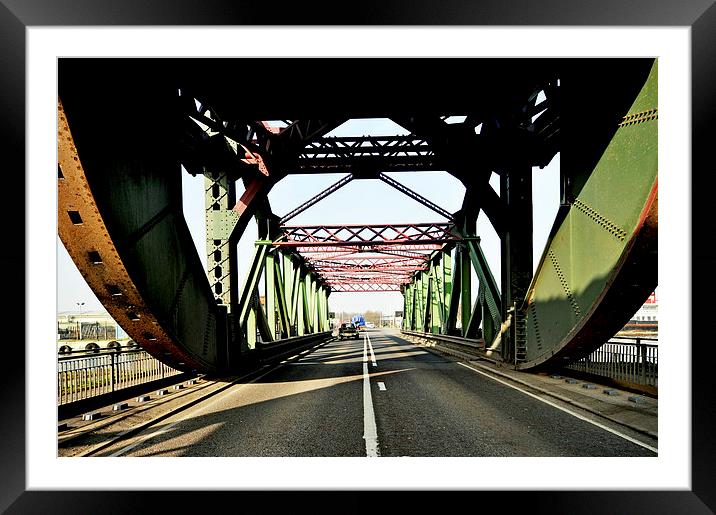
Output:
top-left (57, 116), bottom-right (561, 318)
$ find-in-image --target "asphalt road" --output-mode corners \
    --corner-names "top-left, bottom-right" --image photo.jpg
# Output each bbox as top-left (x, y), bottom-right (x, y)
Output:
top-left (102, 329), bottom-right (656, 457)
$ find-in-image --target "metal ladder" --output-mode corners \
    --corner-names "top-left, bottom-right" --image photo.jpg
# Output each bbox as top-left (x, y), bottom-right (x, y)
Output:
top-left (513, 304), bottom-right (527, 365)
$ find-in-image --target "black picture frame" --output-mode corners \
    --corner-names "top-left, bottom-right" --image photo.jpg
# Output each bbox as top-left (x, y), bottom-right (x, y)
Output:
top-left (3, 1), bottom-right (713, 513)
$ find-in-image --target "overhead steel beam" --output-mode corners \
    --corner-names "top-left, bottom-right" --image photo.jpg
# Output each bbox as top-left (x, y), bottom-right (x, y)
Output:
top-left (275, 222), bottom-right (459, 247)
top-left (279, 173), bottom-right (354, 224)
top-left (329, 283), bottom-right (403, 292)
top-left (377, 173), bottom-right (455, 221)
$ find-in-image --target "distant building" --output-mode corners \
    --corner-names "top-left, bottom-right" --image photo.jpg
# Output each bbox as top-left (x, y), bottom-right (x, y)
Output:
top-left (57, 311), bottom-right (127, 341)
top-left (620, 290), bottom-right (658, 335)
top-left (629, 291), bottom-right (658, 324)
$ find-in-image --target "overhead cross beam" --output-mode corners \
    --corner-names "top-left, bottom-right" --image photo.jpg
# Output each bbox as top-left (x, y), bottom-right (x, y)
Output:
top-left (274, 222), bottom-right (459, 248)
top-left (290, 135), bottom-right (438, 174)
top-left (329, 283), bottom-right (403, 293)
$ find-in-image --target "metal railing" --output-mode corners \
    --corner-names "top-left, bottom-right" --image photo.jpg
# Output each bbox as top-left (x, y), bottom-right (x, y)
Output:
top-left (57, 348), bottom-right (182, 405)
top-left (564, 336), bottom-right (658, 387)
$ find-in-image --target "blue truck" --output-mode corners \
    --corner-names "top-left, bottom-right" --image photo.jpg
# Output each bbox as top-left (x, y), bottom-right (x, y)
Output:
top-left (351, 314), bottom-right (366, 330)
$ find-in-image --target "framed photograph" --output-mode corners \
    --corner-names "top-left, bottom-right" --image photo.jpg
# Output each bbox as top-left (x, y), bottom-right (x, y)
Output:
top-left (5, 1), bottom-right (713, 512)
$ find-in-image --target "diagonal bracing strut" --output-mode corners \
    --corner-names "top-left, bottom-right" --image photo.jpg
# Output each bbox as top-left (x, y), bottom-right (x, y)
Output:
top-left (280, 174), bottom-right (354, 224)
top-left (378, 172), bottom-right (455, 221)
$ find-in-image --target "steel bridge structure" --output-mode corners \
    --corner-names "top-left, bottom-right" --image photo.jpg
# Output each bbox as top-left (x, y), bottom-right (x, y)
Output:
top-left (57, 58), bottom-right (657, 373)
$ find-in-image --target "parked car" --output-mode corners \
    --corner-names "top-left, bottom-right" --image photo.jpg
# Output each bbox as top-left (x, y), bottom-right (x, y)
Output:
top-left (338, 323), bottom-right (360, 340)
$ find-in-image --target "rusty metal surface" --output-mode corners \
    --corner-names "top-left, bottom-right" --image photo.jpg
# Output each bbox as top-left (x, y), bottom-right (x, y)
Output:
top-left (58, 100), bottom-right (208, 372)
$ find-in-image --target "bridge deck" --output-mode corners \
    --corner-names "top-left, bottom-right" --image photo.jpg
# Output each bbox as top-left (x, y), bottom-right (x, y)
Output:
top-left (59, 329), bottom-right (656, 458)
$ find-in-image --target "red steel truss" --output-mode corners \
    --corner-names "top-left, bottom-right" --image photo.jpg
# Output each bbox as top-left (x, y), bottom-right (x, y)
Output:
top-left (293, 245), bottom-right (443, 257)
top-left (275, 222), bottom-right (457, 292)
top-left (275, 222), bottom-right (458, 248)
top-left (328, 283), bottom-right (403, 292)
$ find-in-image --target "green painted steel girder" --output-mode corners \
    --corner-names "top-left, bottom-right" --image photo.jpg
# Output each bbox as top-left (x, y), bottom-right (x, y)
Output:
top-left (422, 278), bottom-right (429, 332)
top-left (204, 172), bottom-right (238, 309)
top-left (466, 239), bottom-right (502, 341)
top-left (460, 245), bottom-right (472, 336)
top-left (238, 244), bottom-right (269, 326)
top-left (519, 60), bottom-right (658, 369)
top-left (446, 250), bottom-right (461, 334)
top-left (292, 265), bottom-right (304, 332)
top-left (273, 255), bottom-right (291, 338)
top-left (430, 262), bottom-right (441, 334)
top-left (442, 251), bottom-right (453, 334)
top-left (265, 252), bottom-right (277, 339)
top-left (297, 279), bottom-right (306, 337)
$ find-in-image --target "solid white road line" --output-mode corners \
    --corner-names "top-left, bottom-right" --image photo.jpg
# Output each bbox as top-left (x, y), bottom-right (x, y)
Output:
top-left (366, 333), bottom-right (377, 367)
top-left (363, 335), bottom-right (380, 457)
top-left (378, 382), bottom-right (387, 391)
top-left (456, 362), bottom-right (658, 453)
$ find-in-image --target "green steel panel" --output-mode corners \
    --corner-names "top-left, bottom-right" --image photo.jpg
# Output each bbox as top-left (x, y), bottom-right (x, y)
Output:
top-left (424, 274), bottom-right (432, 333)
top-left (304, 274), bottom-right (314, 333)
top-left (523, 60), bottom-right (658, 366)
top-left (283, 254), bottom-right (295, 327)
top-left (404, 284), bottom-right (413, 330)
top-left (467, 240), bottom-right (501, 328)
top-left (442, 251), bottom-right (453, 333)
top-left (297, 280), bottom-right (306, 336)
top-left (481, 289), bottom-right (496, 346)
top-left (430, 263), bottom-right (441, 333)
top-left (256, 292), bottom-right (274, 342)
top-left (238, 244), bottom-right (268, 326)
top-left (447, 249), bottom-right (461, 334)
top-left (415, 275), bottom-right (421, 330)
top-left (205, 209), bottom-right (240, 240)
top-left (246, 306), bottom-right (257, 350)
top-left (204, 172), bottom-right (240, 314)
top-left (321, 287), bottom-right (329, 331)
top-left (273, 258), bottom-right (290, 338)
top-left (460, 246), bottom-right (472, 335)
top-left (291, 264), bottom-right (303, 332)
top-left (465, 287), bottom-right (483, 339)
top-left (265, 253), bottom-right (276, 339)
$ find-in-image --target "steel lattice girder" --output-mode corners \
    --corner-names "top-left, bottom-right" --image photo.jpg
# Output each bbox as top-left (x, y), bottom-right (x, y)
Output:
top-left (292, 245), bottom-right (444, 256)
top-left (309, 256), bottom-right (429, 267)
top-left (401, 239), bottom-right (501, 343)
top-left (308, 256), bottom-right (429, 289)
top-left (329, 283), bottom-right (402, 292)
top-left (275, 223), bottom-right (459, 247)
top-left (291, 136), bottom-right (438, 174)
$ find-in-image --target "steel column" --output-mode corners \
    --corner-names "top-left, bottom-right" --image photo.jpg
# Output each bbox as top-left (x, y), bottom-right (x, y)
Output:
top-left (297, 271), bottom-right (306, 337)
top-left (460, 244), bottom-right (472, 336)
top-left (442, 250), bottom-right (453, 334)
top-left (466, 239), bottom-right (502, 343)
top-left (421, 271), bottom-right (430, 333)
top-left (446, 249), bottom-right (461, 335)
top-left (265, 252), bottom-right (277, 338)
top-left (499, 165), bottom-right (533, 361)
top-left (283, 253), bottom-right (296, 333)
top-left (273, 253), bottom-right (290, 338)
top-left (430, 261), bottom-right (441, 334)
top-left (205, 172), bottom-right (238, 309)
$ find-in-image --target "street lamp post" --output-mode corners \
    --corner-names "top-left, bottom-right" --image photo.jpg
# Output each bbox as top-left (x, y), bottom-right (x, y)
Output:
top-left (76, 302), bottom-right (85, 340)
